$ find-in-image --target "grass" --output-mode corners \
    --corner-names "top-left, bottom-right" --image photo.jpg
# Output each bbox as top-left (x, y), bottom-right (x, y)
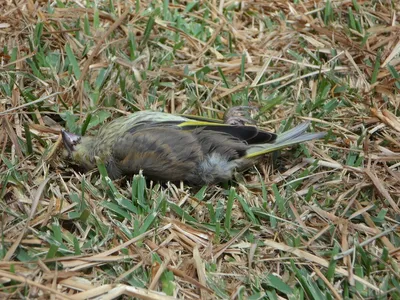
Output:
top-left (1, 0), bottom-right (400, 299)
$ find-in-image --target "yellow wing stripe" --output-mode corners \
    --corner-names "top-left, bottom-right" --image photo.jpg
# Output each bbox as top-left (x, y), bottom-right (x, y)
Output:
top-left (179, 114), bottom-right (224, 124)
top-left (245, 148), bottom-right (275, 158)
top-left (178, 120), bottom-right (231, 127)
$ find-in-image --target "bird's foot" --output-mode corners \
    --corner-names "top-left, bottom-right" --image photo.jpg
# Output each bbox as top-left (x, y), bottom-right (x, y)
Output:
top-left (224, 106), bottom-right (258, 126)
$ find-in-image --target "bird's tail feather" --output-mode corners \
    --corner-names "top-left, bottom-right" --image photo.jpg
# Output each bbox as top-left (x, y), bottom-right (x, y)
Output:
top-left (245, 122), bottom-right (326, 158)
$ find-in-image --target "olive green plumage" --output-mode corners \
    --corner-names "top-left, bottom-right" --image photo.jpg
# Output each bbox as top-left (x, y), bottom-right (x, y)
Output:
top-left (62, 110), bottom-right (325, 185)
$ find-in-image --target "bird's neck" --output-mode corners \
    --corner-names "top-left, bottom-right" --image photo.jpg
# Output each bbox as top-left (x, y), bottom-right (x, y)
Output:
top-left (73, 136), bottom-right (97, 170)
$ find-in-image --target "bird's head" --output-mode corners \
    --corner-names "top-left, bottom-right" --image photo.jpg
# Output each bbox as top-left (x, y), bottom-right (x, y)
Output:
top-left (61, 130), bottom-right (96, 170)
top-left (61, 130), bottom-right (81, 155)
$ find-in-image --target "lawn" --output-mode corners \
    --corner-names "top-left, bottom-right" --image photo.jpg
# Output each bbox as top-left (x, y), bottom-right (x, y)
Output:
top-left (1, 0), bottom-right (399, 299)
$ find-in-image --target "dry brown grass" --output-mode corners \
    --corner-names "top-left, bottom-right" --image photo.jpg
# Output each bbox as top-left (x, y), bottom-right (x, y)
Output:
top-left (1, 0), bottom-right (400, 299)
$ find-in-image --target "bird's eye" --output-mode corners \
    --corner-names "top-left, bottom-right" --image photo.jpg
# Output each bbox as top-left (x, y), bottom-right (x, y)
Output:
top-left (72, 137), bottom-right (81, 146)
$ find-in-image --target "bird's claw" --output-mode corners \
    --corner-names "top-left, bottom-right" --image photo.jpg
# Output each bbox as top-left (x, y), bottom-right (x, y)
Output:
top-left (224, 106), bottom-right (258, 126)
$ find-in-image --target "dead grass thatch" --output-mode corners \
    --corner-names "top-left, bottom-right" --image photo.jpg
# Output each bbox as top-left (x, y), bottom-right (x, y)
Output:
top-left (1, 0), bottom-right (400, 299)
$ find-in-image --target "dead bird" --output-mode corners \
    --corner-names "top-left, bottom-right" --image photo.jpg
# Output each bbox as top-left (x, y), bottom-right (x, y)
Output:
top-left (62, 107), bottom-right (325, 185)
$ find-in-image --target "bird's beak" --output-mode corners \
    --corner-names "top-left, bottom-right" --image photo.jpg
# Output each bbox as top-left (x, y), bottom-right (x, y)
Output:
top-left (61, 130), bottom-right (81, 153)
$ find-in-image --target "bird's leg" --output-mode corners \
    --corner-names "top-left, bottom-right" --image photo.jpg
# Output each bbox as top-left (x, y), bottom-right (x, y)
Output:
top-left (223, 106), bottom-right (258, 126)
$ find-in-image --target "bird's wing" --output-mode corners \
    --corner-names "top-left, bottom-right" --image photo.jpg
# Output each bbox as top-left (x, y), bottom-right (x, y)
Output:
top-left (126, 119), bottom-right (277, 145)
top-left (180, 114), bottom-right (224, 123)
top-left (112, 111), bottom-right (277, 145)
top-left (179, 121), bottom-right (277, 144)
